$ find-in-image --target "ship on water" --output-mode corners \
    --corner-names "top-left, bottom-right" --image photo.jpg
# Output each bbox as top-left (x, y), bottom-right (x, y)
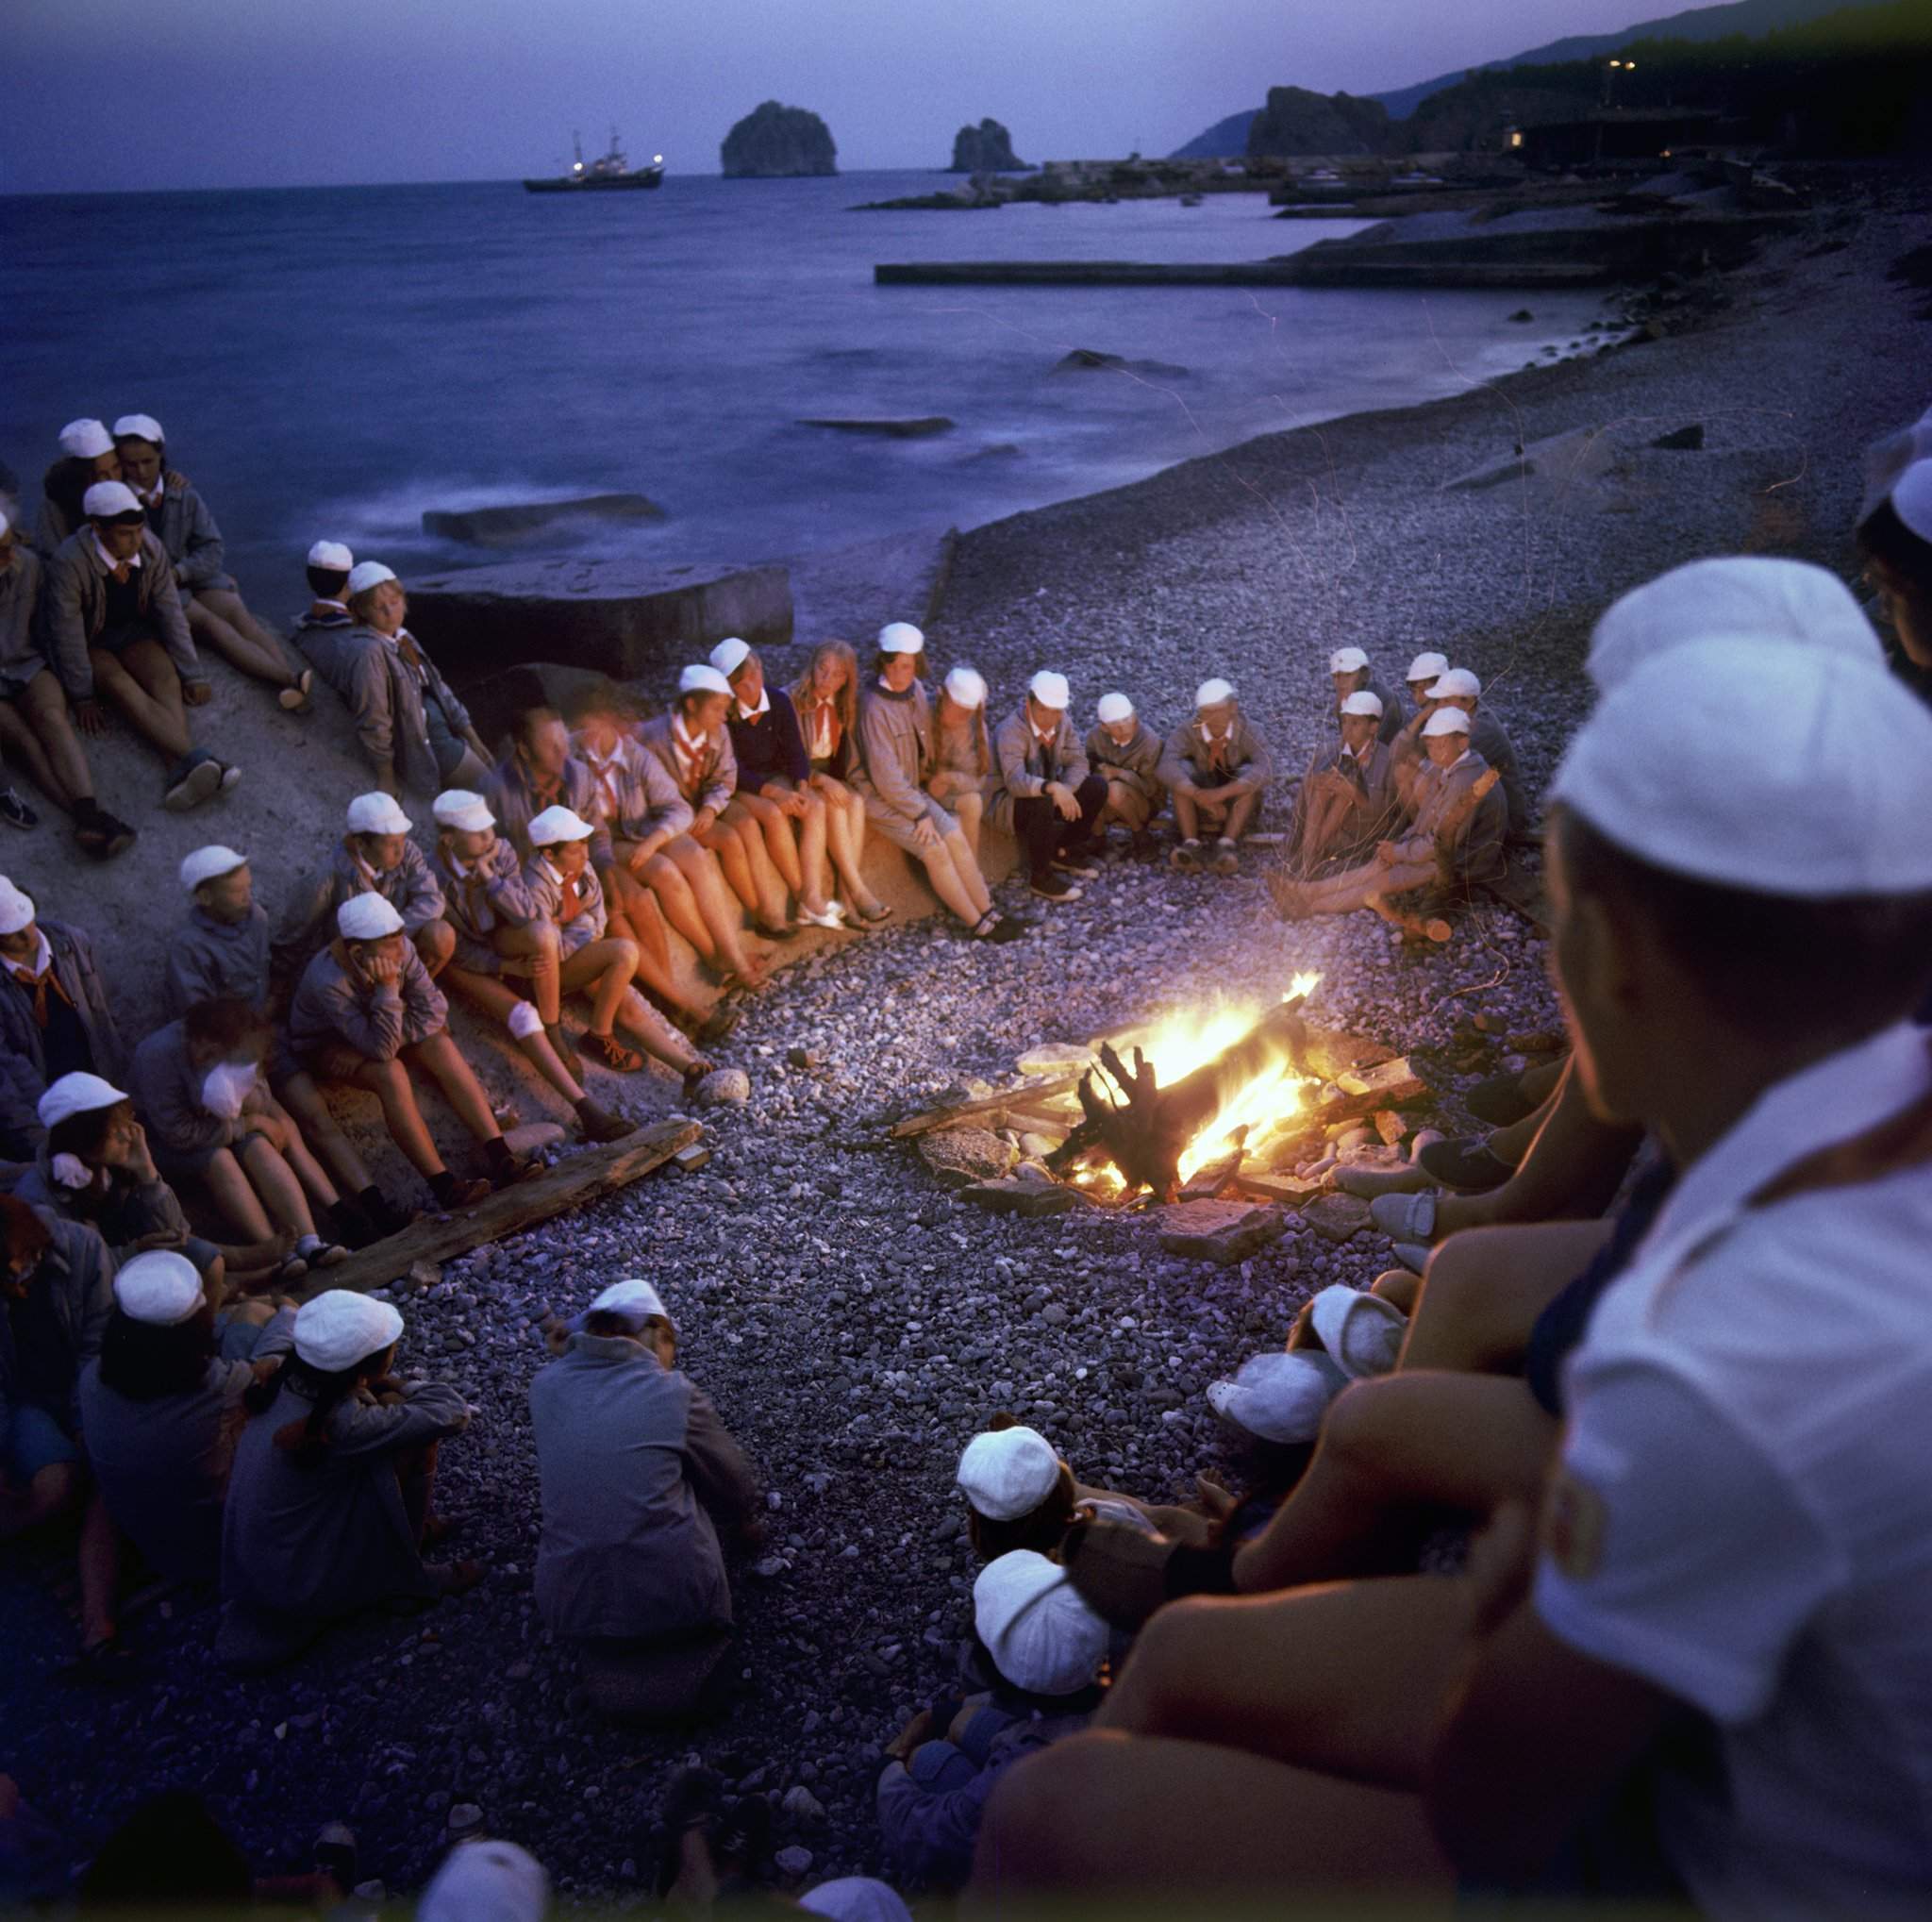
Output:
top-left (525, 130), bottom-right (664, 193)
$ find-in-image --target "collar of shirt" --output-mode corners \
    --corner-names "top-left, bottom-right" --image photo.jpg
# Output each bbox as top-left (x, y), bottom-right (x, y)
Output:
top-left (672, 714), bottom-right (709, 759)
top-left (539, 855), bottom-right (566, 888)
top-left (1345, 739), bottom-right (1374, 764)
top-left (443, 850), bottom-right (476, 882)
top-left (4, 930), bottom-right (53, 981)
top-left (311, 598), bottom-right (346, 614)
top-left (1198, 721), bottom-right (1231, 745)
top-left (1443, 749), bottom-right (1472, 776)
top-left (135, 481), bottom-right (165, 510)
top-left (352, 852), bottom-right (380, 888)
top-left (736, 689), bottom-right (772, 722)
top-left (91, 530), bottom-right (142, 573)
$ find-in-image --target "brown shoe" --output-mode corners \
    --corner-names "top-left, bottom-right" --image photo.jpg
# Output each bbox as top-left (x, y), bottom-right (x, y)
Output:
top-left (583, 1029), bottom-right (645, 1073)
top-left (575, 1098), bottom-right (635, 1145)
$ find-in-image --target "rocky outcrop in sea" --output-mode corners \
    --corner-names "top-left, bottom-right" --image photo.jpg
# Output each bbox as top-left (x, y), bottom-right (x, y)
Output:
top-left (949, 119), bottom-right (1030, 172)
top-left (722, 101), bottom-right (838, 177)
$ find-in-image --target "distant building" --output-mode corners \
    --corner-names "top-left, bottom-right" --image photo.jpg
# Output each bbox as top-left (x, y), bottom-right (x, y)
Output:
top-left (1516, 109), bottom-right (1727, 168)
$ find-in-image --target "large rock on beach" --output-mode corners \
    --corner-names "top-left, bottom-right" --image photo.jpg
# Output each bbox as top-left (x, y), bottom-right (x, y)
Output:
top-left (1443, 425), bottom-right (1617, 497)
top-left (1158, 1199), bottom-right (1289, 1265)
top-left (919, 1128), bottom-right (1018, 1188)
top-left (422, 494), bottom-right (665, 547)
top-left (406, 556), bottom-right (792, 685)
top-left (722, 101), bottom-right (838, 177)
top-left (958, 1175), bottom-right (1084, 1216)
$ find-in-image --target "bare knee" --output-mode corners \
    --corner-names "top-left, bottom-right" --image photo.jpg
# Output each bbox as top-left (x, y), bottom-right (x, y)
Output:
top-left (977, 1734), bottom-right (1125, 1887)
top-left (415, 921), bottom-right (456, 973)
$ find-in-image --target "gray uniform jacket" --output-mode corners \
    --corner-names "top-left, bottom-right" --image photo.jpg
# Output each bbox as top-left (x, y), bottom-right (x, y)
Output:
top-left (289, 941), bottom-right (447, 1063)
top-left (1291, 739), bottom-right (1400, 858)
top-left (221, 1374), bottom-right (470, 1620)
top-left (1363, 677), bottom-right (1407, 745)
top-left (529, 1333), bottom-right (760, 1644)
top-left (42, 527), bottom-right (204, 702)
top-left (272, 839), bottom-right (447, 987)
top-left (0, 920), bottom-right (125, 1152)
top-left (1391, 751), bottom-right (1507, 880)
top-left (0, 548), bottom-right (44, 693)
top-left (164, 904), bottom-right (272, 1020)
top-left (484, 753), bottom-right (618, 870)
top-left (128, 1018), bottom-right (238, 1166)
top-left (576, 735), bottom-right (692, 844)
top-left (853, 683), bottom-right (946, 828)
top-left (1085, 722), bottom-right (1165, 800)
top-left (1470, 710), bottom-right (1531, 838)
top-left (634, 714), bottom-right (736, 824)
top-left (434, 836), bottom-right (544, 953)
top-left (991, 709), bottom-right (1092, 836)
top-left (1157, 712), bottom-right (1275, 794)
top-left (143, 476), bottom-right (234, 599)
top-left (0, 1212), bottom-right (114, 1440)
top-left (12, 1146), bottom-right (197, 1267)
top-left (78, 1308), bottom-right (296, 1586)
top-left (288, 606), bottom-right (356, 685)
top-left (319, 625), bottom-right (472, 796)
top-left (522, 854), bottom-right (608, 958)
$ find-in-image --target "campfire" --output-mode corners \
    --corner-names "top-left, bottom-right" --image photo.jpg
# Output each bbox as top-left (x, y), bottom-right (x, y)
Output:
top-left (894, 978), bottom-right (1426, 1209)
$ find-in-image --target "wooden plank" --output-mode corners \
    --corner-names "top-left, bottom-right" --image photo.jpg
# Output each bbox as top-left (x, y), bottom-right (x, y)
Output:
top-left (308, 1119), bottom-right (702, 1298)
top-left (1233, 1170), bottom-right (1331, 1203)
top-left (1179, 1149), bottom-right (1245, 1201)
top-left (891, 1076), bottom-right (1082, 1139)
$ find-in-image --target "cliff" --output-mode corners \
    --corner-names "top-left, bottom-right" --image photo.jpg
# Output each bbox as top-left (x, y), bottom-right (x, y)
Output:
top-left (721, 101), bottom-right (838, 176)
top-left (949, 118), bottom-right (1032, 171)
top-left (1245, 87), bottom-right (1392, 159)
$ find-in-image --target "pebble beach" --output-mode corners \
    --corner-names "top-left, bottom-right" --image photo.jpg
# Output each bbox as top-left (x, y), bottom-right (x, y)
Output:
top-left (6, 171), bottom-right (1928, 1907)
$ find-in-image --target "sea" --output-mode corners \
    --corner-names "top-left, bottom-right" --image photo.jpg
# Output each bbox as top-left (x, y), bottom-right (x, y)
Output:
top-left (0, 173), bottom-right (1611, 590)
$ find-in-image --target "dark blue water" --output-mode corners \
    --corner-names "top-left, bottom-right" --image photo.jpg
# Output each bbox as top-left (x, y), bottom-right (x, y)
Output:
top-left (0, 175), bottom-right (1606, 589)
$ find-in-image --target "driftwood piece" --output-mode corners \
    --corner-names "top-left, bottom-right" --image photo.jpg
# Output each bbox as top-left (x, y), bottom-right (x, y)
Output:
top-left (1178, 1148), bottom-right (1246, 1202)
top-left (891, 1076), bottom-right (1082, 1139)
top-left (307, 1120), bottom-right (701, 1298)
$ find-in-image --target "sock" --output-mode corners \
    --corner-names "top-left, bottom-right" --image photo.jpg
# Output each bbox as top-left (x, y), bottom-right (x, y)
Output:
top-left (295, 1231), bottom-right (324, 1257)
top-left (428, 1169), bottom-right (459, 1204)
top-left (484, 1136), bottom-right (517, 1172)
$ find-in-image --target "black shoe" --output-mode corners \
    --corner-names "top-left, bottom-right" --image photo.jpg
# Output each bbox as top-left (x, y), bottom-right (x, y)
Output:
top-left (988, 912), bottom-right (1031, 943)
top-left (1416, 1135), bottom-right (1518, 1194)
top-left (0, 787), bottom-right (38, 830)
top-left (1030, 870), bottom-right (1079, 901)
top-left (74, 803), bottom-right (137, 859)
top-left (361, 1187), bottom-right (419, 1237)
top-left (327, 1194), bottom-right (381, 1250)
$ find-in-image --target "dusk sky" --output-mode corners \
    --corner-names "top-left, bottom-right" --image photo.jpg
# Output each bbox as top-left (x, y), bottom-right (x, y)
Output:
top-left (5, 0), bottom-right (1647, 194)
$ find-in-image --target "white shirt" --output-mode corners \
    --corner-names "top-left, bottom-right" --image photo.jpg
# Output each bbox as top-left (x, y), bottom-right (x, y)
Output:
top-left (91, 530), bottom-right (142, 572)
top-left (1537, 1021), bottom-right (1932, 1919)
top-left (735, 689), bottom-right (771, 721)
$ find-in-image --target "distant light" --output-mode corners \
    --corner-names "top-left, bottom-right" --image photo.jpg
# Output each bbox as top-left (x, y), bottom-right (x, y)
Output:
top-left (574, 161), bottom-right (584, 172)
top-left (654, 154), bottom-right (663, 163)
top-left (1625, 60), bottom-right (1637, 70)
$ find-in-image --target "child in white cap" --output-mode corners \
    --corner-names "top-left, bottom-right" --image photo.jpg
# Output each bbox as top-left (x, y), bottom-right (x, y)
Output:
top-left (272, 792), bottom-right (456, 999)
top-left (786, 638), bottom-right (894, 924)
top-left (926, 663), bottom-right (995, 861)
top-left (222, 1289), bottom-right (480, 1658)
top-left (35, 418), bottom-right (122, 555)
top-left (110, 413), bottom-right (313, 710)
top-left (1086, 691), bottom-right (1166, 853)
top-left (991, 671), bottom-right (1109, 903)
top-left (851, 625), bottom-right (1025, 942)
top-left (1156, 677), bottom-right (1274, 873)
top-left (287, 538), bottom-right (357, 682)
top-left (0, 504), bottom-right (136, 859)
top-left (1424, 668), bottom-right (1530, 841)
top-left (1326, 644), bottom-right (1405, 743)
top-left (1285, 688), bottom-right (1399, 877)
top-left (1857, 452), bottom-right (1932, 675)
top-left (329, 560), bottom-right (489, 797)
top-left (288, 895), bottom-right (538, 1209)
top-left (41, 479), bottom-right (240, 812)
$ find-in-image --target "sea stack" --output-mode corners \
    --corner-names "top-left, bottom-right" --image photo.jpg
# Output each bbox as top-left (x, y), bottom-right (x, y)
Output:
top-left (721, 101), bottom-right (838, 176)
top-left (949, 119), bottom-right (1031, 172)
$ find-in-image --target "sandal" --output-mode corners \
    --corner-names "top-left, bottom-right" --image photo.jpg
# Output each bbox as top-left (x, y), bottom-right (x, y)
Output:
top-left (852, 899), bottom-right (893, 924)
top-left (583, 1029), bottom-right (645, 1073)
top-left (278, 669), bottom-right (315, 712)
top-left (651, 1766), bottom-right (724, 1900)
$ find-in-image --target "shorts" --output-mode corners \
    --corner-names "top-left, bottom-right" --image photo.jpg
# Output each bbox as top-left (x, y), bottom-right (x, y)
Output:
top-left (93, 621), bottom-right (165, 660)
top-left (0, 662), bottom-right (48, 703)
top-left (926, 770), bottom-right (991, 808)
top-left (5, 1403), bottom-right (77, 1484)
top-left (302, 1041), bottom-right (380, 1084)
top-left (864, 794), bottom-right (957, 855)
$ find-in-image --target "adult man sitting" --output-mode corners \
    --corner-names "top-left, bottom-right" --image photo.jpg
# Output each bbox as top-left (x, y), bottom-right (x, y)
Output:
top-left (1284, 690), bottom-right (1398, 877)
top-left (1158, 678), bottom-right (1274, 875)
top-left (528, 1279), bottom-right (761, 1716)
top-left (991, 672), bottom-right (1107, 903)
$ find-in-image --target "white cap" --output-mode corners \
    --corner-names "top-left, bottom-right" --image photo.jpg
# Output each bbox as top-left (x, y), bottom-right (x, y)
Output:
top-left (307, 539), bottom-right (354, 571)
top-left (1308, 1285), bottom-right (1407, 1379)
top-left (1207, 1349), bottom-right (1348, 1443)
top-left (1422, 707), bottom-right (1472, 738)
top-left (1194, 677), bottom-right (1235, 710)
top-left (973, 1549), bottom-right (1109, 1696)
top-left (179, 845), bottom-right (248, 894)
top-left (418, 1840), bottom-right (549, 1922)
top-left (573, 1276), bottom-right (674, 1333)
top-left (678, 662), bottom-right (733, 698)
top-left (346, 792), bottom-right (412, 837)
top-left (344, 560), bottom-right (397, 597)
top-left (1027, 670), bottom-right (1071, 710)
top-left (957, 1425), bottom-right (1060, 1520)
top-left (58, 418), bottom-right (114, 460)
top-left (0, 508), bottom-right (9, 542)
top-left (1328, 646), bottom-right (1369, 675)
top-left (1407, 651), bottom-right (1449, 684)
top-left (111, 413), bottom-right (164, 443)
top-left (797, 1879), bottom-right (914, 1922)
top-left (433, 789), bottom-right (494, 833)
top-left (83, 480), bottom-right (142, 519)
top-left (0, 877), bottom-right (33, 936)
top-left (1552, 637), bottom-right (1932, 897)
top-left (37, 1072), bottom-right (129, 1131)
top-left (527, 804), bottom-right (595, 846)
top-left (1890, 457), bottom-right (1932, 542)
top-left (1586, 557), bottom-right (1883, 694)
top-left (943, 666), bottom-right (988, 710)
top-left (1095, 692), bottom-right (1134, 725)
top-left (292, 1289), bottom-right (405, 1372)
top-left (113, 1250), bottom-right (206, 1328)
top-left (709, 636), bottom-right (753, 677)
top-left (1340, 690), bottom-right (1384, 719)
top-left (1427, 668), bottom-right (1481, 701)
top-left (877, 621), bottom-right (925, 656)
top-left (337, 894), bottom-right (405, 941)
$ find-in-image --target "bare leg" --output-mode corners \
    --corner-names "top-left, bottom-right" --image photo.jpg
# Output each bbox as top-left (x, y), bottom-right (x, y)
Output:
top-left (186, 593), bottom-right (299, 689)
top-left (492, 921), bottom-right (561, 1027)
top-left (196, 588), bottom-right (300, 673)
top-left (402, 1031), bottom-right (504, 1144)
top-left (725, 811), bottom-right (792, 928)
top-left (940, 829), bottom-right (992, 920)
top-left (89, 643), bottom-right (192, 760)
top-left (1399, 1221), bottom-right (1611, 1374)
top-left (627, 846), bottom-right (715, 961)
top-left (1232, 1374), bottom-right (1558, 1592)
top-left (257, 1094), bottom-right (339, 1209)
top-left (612, 986), bottom-right (701, 1074)
top-left (14, 672), bottom-right (96, 811)
top-left (916, 837), bottom-right (984, 926)
top-left (819, 781), bottom-right (886, 917)
top-left (411, 919), bottom-right (456, 979)
top-left (273, 1071), bottom-right (374, 1196)
top-left (954, 788), bottom-right (985, 862)
top-left (792, 783), bottom-right (835, 914)
top-left (200, 1144), bottom-right (277, 1242)
top-left (350, 1058), bottom-right (448, 1178)
top-left (237, 1131), bottom-right (321, 1238)
top-left (0, 703), bottom-right (67, 808)
top-left (1222, 790), bottom-right (1260, 843)
top-left (696, 819), bottom-right (759, 913)
top-left (604, 864), bottom-right (672, 968)
top-left (441, 963), bottom-right (587, 1105)
top-left (78, 1492), bottom-right (119, 1651)
top-left (0, 1462), bottom-right (81, 1540)
top-left (668, 838), bottom-right (764, 982)
top-left (1174, 791), bottom-right (1203, 842)
top-left (558, 937), bottom-right (641, 1037)
top-left (728, 791), bottom-right (803, 896)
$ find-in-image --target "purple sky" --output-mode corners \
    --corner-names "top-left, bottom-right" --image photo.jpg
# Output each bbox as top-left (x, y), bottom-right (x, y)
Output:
top-left (5, 0), bottom-right (1648, 193)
